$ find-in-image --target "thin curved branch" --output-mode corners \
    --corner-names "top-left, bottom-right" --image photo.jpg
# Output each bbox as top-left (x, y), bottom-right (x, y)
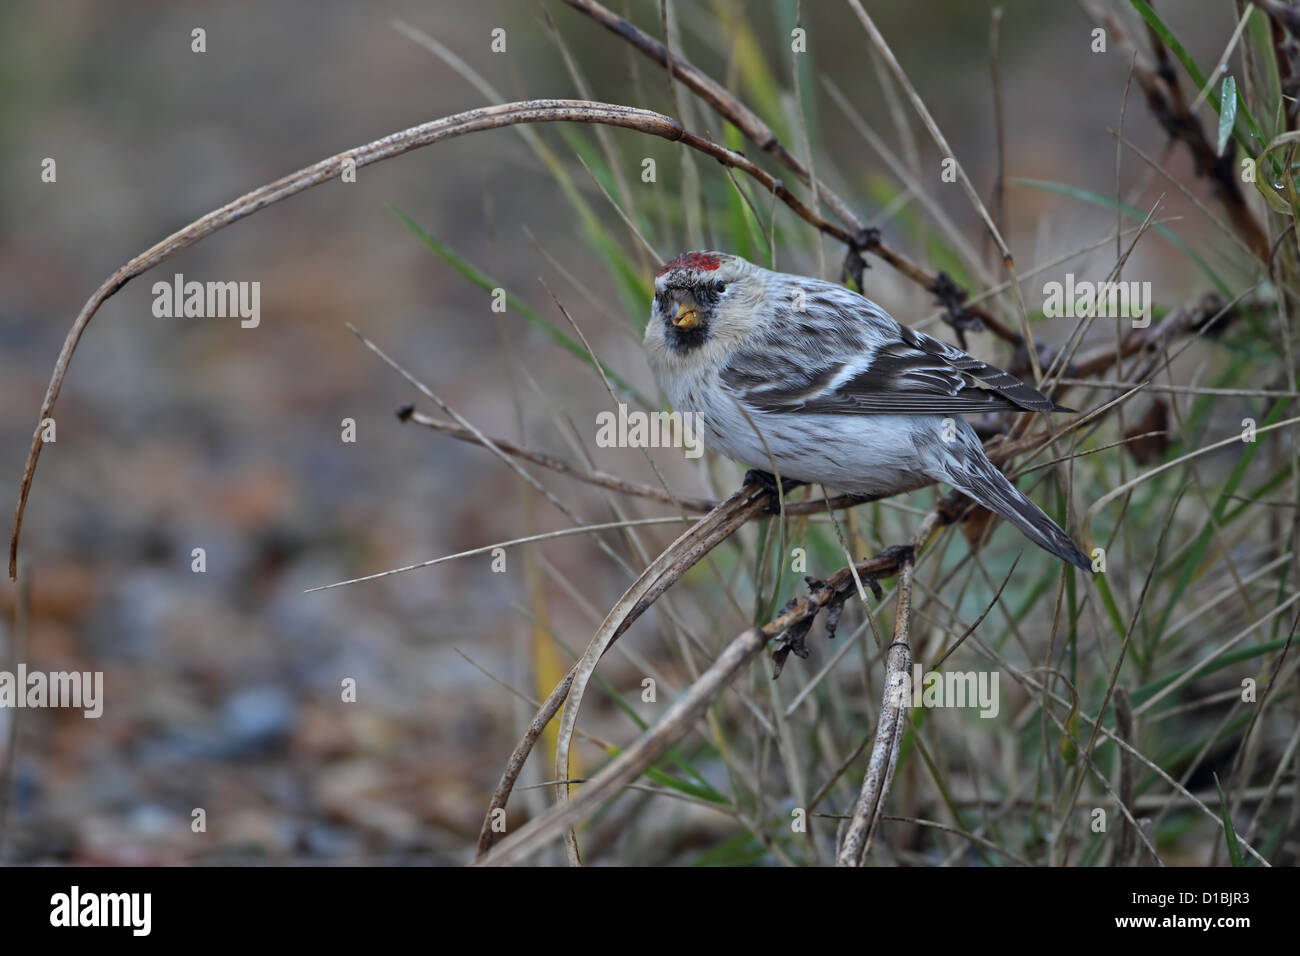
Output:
top-left (7, 97), bottom-right (861, 580)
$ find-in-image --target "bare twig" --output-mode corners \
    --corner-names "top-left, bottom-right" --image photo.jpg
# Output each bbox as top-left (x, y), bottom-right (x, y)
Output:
top-left (562, 0), bottom-right (864, 233)
top-left (835, 571), bottom-right (912, 865)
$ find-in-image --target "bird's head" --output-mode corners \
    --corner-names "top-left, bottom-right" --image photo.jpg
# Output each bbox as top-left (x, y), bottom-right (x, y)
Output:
top-left (647, 251), bottom-right (759, 357)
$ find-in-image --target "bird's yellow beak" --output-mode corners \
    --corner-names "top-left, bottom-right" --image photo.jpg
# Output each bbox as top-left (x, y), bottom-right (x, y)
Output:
top-left (672, 302), bottom-right (700, 329)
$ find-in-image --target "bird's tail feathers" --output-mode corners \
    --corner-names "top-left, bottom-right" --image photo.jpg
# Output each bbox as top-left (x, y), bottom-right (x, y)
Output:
top-left (943, 454), bottom-right (1092, 571)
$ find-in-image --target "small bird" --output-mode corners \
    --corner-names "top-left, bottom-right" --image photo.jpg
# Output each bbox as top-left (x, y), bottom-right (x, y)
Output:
top-left (644, 251), bottom-right (1091, 570)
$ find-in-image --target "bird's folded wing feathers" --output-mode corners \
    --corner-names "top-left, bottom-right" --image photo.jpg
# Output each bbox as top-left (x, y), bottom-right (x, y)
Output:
top-left (722, 309), bottom-right (1067, 416)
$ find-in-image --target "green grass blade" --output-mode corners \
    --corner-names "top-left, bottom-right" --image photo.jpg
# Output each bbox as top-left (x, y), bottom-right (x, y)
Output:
top-left (1130, 633), bottom-right (1294, 708)
top-left (1213, 773), bottom-right (1246, 866)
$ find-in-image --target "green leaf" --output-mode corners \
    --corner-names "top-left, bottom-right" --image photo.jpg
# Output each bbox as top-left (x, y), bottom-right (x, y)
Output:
top-left (1245, 9), bottom-right (1284, 141)
top-left (1217, 75), bottom-right (1238, 157)
top-left (587, 678), bottom-right (723, 801)
top-left (601, 741), bottom-right (728, 804)
top-left (689, 830), bottom-right (767, 866)
top-left (723, 127), bottom-right (765, 262)
top-left (1061, 703), bottom-right (1081, 763)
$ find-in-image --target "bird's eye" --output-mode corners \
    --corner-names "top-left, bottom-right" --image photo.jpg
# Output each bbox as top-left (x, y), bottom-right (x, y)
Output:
top-left (713, 280), bottom-right (726, 294)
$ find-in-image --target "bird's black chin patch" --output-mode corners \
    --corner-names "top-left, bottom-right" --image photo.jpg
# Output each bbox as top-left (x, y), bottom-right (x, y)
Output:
top-left (664, 319), bottom-right (709, 352)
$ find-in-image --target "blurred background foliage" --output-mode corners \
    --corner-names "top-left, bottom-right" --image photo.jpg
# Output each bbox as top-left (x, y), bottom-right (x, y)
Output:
top-left (0, 0), bottom-right (1295, 865)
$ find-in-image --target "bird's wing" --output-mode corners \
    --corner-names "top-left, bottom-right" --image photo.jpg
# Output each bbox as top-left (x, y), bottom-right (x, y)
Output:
top-left (721, 291), bottom-right (1066, 416)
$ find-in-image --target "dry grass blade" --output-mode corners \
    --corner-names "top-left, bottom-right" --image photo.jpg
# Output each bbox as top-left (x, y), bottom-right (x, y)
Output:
top-left (404, 409), bottom-right (714, 511)
top-left (304, 516), bottom-right (690, 593)
top-left (1087, 415), bottom-right (1300, 523)
top-left (843, 0), bottom-right (1030, 333)
top-left (403, 408), bottom-right (876, 515)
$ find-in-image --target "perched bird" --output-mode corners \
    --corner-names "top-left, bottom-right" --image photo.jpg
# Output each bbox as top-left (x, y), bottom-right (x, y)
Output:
top-left (644, 251), bottom-right (1091, 570)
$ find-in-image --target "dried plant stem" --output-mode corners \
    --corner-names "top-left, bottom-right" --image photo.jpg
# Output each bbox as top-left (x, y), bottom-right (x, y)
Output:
top-left (836, 508), bottom-right (943, 866)
top-left (836, 579), bottom-right (911, 866)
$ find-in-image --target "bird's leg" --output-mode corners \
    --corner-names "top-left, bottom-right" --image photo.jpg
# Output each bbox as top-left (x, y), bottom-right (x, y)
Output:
top-left (743, 469), bottom-right (803, 515)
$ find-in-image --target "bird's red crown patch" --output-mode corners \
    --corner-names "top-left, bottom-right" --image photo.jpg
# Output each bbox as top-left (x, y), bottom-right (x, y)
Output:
top-left (656, 252), bottom-right (722, 277)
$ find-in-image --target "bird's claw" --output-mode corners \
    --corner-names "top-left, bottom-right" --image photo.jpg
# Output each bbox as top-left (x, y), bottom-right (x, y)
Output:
top-left (744, 469), bottom-right (803, 514)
